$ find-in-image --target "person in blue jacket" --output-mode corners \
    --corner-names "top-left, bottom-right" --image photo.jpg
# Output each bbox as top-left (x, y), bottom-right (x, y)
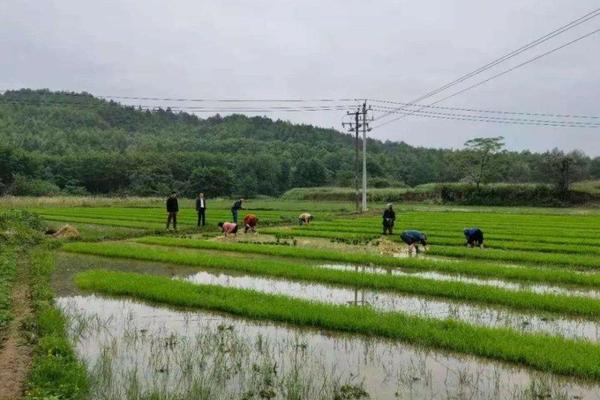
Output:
top-left (400, 230), bottom-right (428, 254)
top-left (464, 228), bottom-right (484, 248)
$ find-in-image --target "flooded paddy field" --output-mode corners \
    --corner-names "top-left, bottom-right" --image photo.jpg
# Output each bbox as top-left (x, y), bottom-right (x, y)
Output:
top-left (58, 295), bottom-right (600, 400)
top-left (37, 206), bottom-right (600, 398)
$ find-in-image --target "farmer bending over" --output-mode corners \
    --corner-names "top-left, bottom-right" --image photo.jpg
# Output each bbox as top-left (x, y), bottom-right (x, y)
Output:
top-left (243, 214), bottom-right (258, 233)
top-left (464, 228), bottom-right (484, 248)
top-left (400, 230), bottom-right (428, 254)
top-left (231, 198), bottom-right (244, 224)
top-left (166, 191), bottom-right (179, 231)
top-left (298, 213), bottom-right (313, 225)
top-left (218, 222), bottom-right (238, 237)
top-left (382, 203), bottom-right (395, 235)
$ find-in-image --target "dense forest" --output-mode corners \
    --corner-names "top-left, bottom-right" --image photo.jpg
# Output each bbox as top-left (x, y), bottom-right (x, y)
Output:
top-left (1, 89), bottom-right (599, 198)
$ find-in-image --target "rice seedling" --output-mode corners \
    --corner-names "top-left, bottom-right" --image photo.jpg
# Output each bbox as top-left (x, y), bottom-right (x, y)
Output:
top-left (429, 246), bottom-right (600, 270)
top-left (131, 237), bottom-right (600, 289)
top-left (62, 240), bottom-right (600, 319)
top-left (74, 269), bottom-right (600, 380)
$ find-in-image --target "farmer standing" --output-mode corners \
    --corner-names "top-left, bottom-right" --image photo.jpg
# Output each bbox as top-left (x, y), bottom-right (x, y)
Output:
top-left (464, 227), bottom-right (484, 248)
top-left (231, 198), bottom-right (244, 224)
top-left (243, 214), bottom-right (258, 233)
top-left (195, 192), bottom-right (207, 227)
top-left (218, 221), bottom-right (238, 236)
top-left (400, 230), bottom-right (428, 254)
top-left (382, 203), bottom-right (395, 235)
top-left (166, 191), bottom-right (179, 231)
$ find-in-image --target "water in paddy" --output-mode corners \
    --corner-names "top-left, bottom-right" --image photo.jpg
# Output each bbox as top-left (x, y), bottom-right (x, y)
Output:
top-left (58, 295), bottom-right (600, 400)
top-left (319, 263), bottom-right (600, 299)
top-left (55, 252), bottom-right (600, 342)
top-left (182, 271), bottom-right (600, 342)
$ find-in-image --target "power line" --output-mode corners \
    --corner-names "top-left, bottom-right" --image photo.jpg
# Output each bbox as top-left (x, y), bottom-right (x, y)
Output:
top-left (0, 90), bottom-right (358, 104)
top-left (0, 98), bottom-right (354, 113)
top-left (371, 107), bottom-right (600, 128)
top-left (372, 106), bottom-right (600, 126)
top-left (369, 99), bottom-right (600, 120)
top-left (372, 27), bottom-right (600, 129)
top-left (375, 7), bottom-right (600, 122)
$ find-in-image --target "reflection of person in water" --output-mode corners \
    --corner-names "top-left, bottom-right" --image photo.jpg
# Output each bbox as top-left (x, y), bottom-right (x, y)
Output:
top-left (382, 204), bottom-right (395, 235)
top-left (400, 230), bottom-right (428, 254)
top-left (464, 228), bottom-right (484, 248)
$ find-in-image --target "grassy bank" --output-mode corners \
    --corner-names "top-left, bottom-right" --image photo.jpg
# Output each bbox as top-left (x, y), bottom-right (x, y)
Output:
top-left (24, 248), bottom-right (89, 400)
top-left (75, 269), bottom-right (600, 380)
top-left (63, 241), bottom-right (600, 318)
top-left (130, 237), bottom-right (600, 289)
top-left (0, 251), bottom-right (16, 340)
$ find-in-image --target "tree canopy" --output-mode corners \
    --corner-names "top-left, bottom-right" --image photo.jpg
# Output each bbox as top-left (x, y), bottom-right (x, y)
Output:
top-left (0, 89), bottom-right (598, 197)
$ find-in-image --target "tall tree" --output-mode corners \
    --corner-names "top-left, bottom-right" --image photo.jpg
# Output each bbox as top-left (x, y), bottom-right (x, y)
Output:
top-left (542, 149), bottom-right (589, 194)
top-left (464, 136), bottom-right (505, 189)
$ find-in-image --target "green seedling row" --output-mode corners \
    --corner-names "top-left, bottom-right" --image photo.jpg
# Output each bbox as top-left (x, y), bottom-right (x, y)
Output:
top-left (64, 240), bottom-right (600, 318)
top-left (429, 246), bottom-right (600, 270)
top-left (75, 269), bottom-right (600, 380)
top-left (131, 236), bottom-right (600, 289)
top-left (285, 225), bottom-right (600, 255)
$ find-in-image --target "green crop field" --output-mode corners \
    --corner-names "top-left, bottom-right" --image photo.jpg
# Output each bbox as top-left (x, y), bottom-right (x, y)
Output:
top-left (9, 200), bottom-right (600, 398)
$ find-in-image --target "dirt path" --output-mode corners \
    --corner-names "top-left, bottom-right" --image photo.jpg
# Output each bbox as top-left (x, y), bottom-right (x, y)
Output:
top-left (0, 263), bottom-right (33, 400)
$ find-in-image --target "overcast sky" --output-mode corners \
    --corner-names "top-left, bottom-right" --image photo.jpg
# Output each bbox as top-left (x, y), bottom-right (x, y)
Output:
top-left (2, 1), bottom-right (599, 155)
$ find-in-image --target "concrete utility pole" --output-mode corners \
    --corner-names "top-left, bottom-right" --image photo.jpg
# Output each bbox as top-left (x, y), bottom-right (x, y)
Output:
top-left (343, 102), bottom-right (371, 213)
top-left (360, 101), bottom-right (371, 212)
top-left (342, 108), bottom-right (361, 211)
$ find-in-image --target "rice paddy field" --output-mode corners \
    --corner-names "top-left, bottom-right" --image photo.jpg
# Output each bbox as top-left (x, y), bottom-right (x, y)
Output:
top-left (11, 198), bottom-right (600, 399)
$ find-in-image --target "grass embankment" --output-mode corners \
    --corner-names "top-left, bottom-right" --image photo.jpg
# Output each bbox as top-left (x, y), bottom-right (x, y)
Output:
top-left (25, 248), bottom-right (89, 399)
top-left (64, 241), bottom-right (600, 318)
top-left (132, 237), bottom-right (600, 289)
top-left (76, 269), bottom-right (600, 380)
top-left (0, 251), bottom-right (16, 339)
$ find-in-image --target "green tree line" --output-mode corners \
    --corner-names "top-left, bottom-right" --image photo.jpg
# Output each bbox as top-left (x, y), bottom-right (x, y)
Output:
top-left (1, 89), bottom-right (599, 197)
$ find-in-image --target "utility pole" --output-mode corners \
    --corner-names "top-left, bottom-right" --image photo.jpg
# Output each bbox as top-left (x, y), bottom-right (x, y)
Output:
top-left (342, 108), bottom-right (361, 212)
top-left (360, 101), bottom-right (372, 212)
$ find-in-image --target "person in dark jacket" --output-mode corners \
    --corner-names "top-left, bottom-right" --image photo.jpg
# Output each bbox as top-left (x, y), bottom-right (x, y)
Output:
top-left (382, 203), bottom-right (395, 235)
top-left (464, 227), bottom-right (484, 248)
top-left (195, 192), bottom-right (207, 227)
top-left (400, 230), bottom-right (428, 254)
top-left (231, 198), bottom-right (244, 224)
top-left (166, 191), bottom-right (179, 230)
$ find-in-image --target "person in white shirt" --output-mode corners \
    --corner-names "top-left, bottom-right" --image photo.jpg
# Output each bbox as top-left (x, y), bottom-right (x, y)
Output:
top-left (195, 192), bottom-right (207, 227)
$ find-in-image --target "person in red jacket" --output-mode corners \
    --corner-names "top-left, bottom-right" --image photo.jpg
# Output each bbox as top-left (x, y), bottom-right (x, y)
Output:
top-left (218, 222), bottom-right (238, 236)
top-left (243, 214), bottom-right (258, 233)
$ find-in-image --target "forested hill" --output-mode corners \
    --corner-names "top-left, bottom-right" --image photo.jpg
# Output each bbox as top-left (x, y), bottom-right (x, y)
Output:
top-left (1, 89), bottom-right (599, 197)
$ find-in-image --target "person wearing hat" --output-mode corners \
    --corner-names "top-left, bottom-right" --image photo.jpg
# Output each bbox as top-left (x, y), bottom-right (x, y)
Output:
top-left (298, 212), bottom-right (313, 225)
top-left (382, 203), bottom-right (395, 235)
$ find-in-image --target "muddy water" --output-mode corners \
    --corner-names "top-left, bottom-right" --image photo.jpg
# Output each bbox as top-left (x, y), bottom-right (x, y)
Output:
top-left (182, 271), bottom-right (600, 342)
top-left (319, 263), bottom-right (600, 299)
top-left (57, 295), bottom-right (600, 400)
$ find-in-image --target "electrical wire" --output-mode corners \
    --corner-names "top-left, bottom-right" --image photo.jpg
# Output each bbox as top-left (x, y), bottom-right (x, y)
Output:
top-left (372, 27), bottom-right (600, 129)
top-left (369, 99), bottom-right (600, 120)
top-left (370, 107), bottom-right (600, 128)
top-left (375, 7), bottom-right (600, 122)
